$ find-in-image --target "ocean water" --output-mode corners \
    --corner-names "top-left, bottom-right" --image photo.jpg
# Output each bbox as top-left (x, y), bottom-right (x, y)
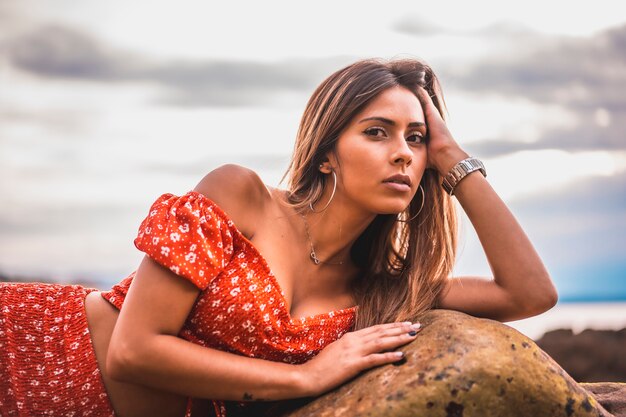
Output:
top-left (550, 262), bottom-right (626, 303)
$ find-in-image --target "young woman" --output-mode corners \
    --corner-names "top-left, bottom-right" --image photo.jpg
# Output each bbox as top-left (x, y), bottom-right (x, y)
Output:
top-left (0, 58), bottom-right (558, 417)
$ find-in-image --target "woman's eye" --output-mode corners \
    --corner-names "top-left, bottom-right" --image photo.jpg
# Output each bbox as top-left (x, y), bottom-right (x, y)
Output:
top-left (407, 133), bottom-right (425, 144)
top-left (364, 127), bottom-right (386, 138)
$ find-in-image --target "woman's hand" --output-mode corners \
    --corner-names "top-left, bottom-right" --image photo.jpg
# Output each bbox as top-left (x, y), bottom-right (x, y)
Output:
top-left (416, 86), bottom-right (471, 176)
top-left (296, 321), bottom-right (422, 397)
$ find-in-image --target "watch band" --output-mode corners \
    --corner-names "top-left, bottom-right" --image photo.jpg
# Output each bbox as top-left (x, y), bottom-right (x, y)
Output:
top-left (441, 157), bottom-right (486, 196)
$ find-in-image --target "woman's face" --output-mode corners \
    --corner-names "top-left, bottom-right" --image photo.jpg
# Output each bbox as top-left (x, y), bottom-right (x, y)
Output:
top-left (329, 85), bottom-right (428, 216)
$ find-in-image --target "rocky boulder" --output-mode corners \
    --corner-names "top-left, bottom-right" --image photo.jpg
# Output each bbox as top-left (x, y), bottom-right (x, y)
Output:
top-left (581, 383), bottom-right (626, 417)
top-left (264, 309), bottom-right (614, 417)
top-left (536, 329), bottom-right (626, 382)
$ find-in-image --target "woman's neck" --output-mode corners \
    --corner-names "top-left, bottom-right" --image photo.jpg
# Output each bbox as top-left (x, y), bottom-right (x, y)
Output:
top-left (301, 193), bottom-right (376, 266)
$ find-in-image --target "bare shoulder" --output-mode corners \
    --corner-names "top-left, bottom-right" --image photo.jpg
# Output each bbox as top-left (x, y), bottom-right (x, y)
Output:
top-left (193, 164), bottom-right (271, 239)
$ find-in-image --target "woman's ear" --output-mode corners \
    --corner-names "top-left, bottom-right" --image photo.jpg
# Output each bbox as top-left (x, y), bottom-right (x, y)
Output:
top-left (318, 161), bottom-right (333, 174)
top-left (320, 151), bottom-right (339, 174)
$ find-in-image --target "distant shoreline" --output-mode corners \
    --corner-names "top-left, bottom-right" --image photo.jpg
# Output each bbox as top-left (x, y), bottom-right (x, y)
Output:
top-left (506, 301), bottom-right (626, 340)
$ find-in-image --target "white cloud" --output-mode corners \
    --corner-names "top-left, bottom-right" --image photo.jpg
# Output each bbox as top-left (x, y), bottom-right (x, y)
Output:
top-left (486, 150), bottom-right (626, 201)
top-left (445, 91), bottom-right (577, 144)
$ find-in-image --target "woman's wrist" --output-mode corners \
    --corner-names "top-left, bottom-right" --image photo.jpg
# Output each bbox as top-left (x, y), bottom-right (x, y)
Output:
top-left (433, 146), bottom-right (471, 178)
top-left (251, 362), bottom-right (316, 400)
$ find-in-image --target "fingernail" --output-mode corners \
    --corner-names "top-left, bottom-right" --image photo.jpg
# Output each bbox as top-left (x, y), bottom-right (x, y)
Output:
top-left (402, 321), bottom-right (412, 325)
top-left (395, 351), bottom-right (404, 358)
top-left (410, 323), bottom-right (421, 330)
top-left (408, 331), bottom-right (417, 336)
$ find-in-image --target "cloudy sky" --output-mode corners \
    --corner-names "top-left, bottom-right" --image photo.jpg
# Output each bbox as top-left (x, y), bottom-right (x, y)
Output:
top-left (1, 0), bottom-right (625, 303)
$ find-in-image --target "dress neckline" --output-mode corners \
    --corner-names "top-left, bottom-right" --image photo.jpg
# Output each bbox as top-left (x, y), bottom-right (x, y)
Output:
top-left (187, 191), bottom-right (359, 324)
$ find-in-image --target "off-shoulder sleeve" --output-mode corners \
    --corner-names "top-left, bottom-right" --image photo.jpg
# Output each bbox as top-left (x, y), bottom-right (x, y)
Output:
top-left (134, 191), bottom-right (235, 290)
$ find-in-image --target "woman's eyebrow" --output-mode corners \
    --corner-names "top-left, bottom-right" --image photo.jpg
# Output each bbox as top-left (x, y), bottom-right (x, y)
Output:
top-left (358, 116), bottom-right (425, 129)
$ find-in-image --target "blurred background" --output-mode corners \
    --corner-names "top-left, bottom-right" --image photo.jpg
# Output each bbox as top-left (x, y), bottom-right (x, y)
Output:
top-left (1, 0), bottom-right (625, 352)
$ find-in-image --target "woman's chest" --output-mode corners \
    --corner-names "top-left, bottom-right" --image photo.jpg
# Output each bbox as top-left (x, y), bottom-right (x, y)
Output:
top-left (245, 209), bottom-right (358, 320)
top-left (179, 254), bottom-right (356, 363)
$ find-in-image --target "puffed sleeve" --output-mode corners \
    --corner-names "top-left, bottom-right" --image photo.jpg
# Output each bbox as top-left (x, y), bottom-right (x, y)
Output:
top-left (133, 191), bottom-right (235, 290)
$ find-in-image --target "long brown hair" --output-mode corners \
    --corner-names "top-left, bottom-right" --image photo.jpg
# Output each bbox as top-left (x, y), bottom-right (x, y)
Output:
top-left (281, 58), bottom-right (458, 330)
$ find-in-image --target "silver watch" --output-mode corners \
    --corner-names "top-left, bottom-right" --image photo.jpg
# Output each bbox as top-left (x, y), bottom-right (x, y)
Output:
top-left (441, 157), bottom-right (486, 196)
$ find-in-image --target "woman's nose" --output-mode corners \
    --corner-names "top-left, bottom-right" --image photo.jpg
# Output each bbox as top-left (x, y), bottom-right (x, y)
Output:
top-left (391, 139), bottom-right (413, 167)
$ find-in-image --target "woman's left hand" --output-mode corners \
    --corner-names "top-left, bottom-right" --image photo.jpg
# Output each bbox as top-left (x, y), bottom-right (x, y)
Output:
top-left (416, 86), bottom-right (471, 176)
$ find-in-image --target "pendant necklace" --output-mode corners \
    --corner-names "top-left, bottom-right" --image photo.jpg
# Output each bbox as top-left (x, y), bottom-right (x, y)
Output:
top-left (300, 213), bottom-right (345, 266)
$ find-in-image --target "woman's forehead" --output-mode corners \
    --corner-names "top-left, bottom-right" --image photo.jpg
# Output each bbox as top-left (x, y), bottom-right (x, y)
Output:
top-left (354, 87), bottom-right (425, 126)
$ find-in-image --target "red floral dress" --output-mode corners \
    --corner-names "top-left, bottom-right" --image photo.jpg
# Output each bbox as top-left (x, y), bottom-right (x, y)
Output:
top-left (1, 191), bottom-right (358, 417)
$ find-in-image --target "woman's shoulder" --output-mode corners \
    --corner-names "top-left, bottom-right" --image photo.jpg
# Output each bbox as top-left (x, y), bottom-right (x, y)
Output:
top-left (192, 164), bottom-right (273, 239)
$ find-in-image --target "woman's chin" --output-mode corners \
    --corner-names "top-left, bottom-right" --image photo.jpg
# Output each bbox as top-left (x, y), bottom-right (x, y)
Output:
top-left (374, 204), bottom-right (411, 216)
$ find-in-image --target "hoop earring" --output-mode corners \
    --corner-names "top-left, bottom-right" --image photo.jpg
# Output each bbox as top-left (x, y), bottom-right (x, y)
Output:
top-left (309, 170), bottom-right (337, 213)
top-left (396, 184), bottom-right (425, 223)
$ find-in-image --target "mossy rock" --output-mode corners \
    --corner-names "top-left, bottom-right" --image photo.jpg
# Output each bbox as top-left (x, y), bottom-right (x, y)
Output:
top-left (273, 309), bottom-right (612, 417)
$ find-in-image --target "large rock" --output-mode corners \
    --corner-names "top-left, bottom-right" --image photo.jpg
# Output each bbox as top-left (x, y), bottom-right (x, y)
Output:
top-left (536, 329), bottom-right (626, 382)
top-left (262, 310), bottom-right (613, 417)
top-left (581, 383), bottom-right (626, 417)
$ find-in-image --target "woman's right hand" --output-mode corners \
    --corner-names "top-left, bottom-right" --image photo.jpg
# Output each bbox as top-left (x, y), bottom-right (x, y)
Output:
top-left (297, 321), bottom-right (422, 397)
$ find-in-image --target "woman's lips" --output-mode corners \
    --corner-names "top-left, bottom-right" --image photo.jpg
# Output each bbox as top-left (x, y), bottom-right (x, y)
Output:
top-left (382, 181), bottom-right (411, 192)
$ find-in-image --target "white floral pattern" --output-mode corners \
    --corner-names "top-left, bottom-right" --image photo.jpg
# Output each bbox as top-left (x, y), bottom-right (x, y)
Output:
top-left (0, 284), bottom-right (116, 416)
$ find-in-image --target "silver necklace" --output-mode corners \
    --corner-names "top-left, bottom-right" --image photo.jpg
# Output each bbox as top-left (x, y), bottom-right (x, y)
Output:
top-left (300, 213), bottom-right (345, 266)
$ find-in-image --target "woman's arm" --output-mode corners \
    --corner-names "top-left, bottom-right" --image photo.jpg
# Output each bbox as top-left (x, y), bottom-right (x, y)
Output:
top-left (107, 164), bottom-right (419, 401)
top-left (107, 254), bottom-right (306, 401)
top-left (417, 88), bottom-right (558, 322)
